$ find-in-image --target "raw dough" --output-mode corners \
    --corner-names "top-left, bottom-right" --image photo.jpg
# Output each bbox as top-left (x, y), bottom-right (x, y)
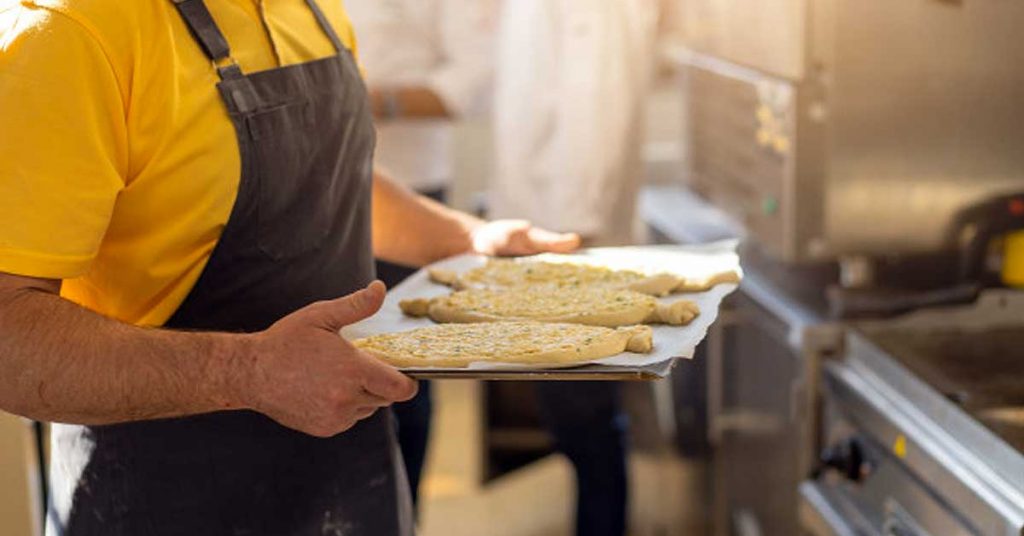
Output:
top-left (429, 258), bottom-right (740, 296)
top-left (400, 287), bottom-right (699, 327)
top-left (354, 321), bottom-right (654, 368)
top-left (672, 270), bottom-right (742, 293)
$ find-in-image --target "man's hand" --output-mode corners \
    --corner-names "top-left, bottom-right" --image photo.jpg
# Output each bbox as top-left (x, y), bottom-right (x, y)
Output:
top-left (240, 281), bottom-right (417, 437)
top-left (470, 219), bottom-right (581, 257)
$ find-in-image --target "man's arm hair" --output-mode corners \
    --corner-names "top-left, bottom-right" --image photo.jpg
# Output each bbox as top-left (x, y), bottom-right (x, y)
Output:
top-left (0, 273), bottom-right (247, 425)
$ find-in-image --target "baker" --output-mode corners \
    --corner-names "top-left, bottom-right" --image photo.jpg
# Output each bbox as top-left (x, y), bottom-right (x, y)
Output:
top-left (0, 1), bottom-right (578, 535)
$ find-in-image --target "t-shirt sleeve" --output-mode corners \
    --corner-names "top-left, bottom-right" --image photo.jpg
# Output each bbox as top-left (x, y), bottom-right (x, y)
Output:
top-left (0, 6), bottom-right (127, 279)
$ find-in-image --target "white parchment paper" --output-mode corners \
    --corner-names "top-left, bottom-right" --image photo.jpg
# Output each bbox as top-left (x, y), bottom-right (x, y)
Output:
top-left (341, 241), bottom-right (741, 373)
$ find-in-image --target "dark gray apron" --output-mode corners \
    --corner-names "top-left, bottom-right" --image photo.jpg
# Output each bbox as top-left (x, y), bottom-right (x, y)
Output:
top-left (46, 1), bottom-right (413, 534)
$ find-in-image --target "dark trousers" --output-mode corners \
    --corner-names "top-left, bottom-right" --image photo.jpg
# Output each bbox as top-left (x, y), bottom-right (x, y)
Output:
top-left (536, 382), bottom-right (629, 536)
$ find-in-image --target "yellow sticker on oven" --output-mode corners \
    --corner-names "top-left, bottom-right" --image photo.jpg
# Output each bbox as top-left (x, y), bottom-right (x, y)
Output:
top-left (893, 434), bottom-right (908, 459)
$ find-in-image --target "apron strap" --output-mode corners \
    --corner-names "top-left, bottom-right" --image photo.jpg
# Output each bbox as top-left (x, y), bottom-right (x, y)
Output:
top-left (172, 0), bottom-right (345, 79)
top-left (171, 0), bottom-right (244, 80)
top-left (171, 0), bottom-right (232, 63)
top-left (304, 0), bottom-right (346, 53)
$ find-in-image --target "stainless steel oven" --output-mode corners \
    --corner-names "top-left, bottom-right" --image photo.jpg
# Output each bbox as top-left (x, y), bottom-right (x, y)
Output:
top-left (649, 1), bottom-right (1024, 533)
top-left (802, 291), bottom-right (1024, 536)
top-left (673, 0), bottom-right (1024, 264)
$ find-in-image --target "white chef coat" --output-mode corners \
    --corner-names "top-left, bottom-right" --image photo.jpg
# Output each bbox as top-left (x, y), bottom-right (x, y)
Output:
top-left (490, 0), bottom-right (660, 245)
top-left (346, 0), bottom-right (498, 192)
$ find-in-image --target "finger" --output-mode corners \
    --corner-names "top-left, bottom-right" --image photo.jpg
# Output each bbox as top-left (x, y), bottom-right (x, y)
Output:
top-left (353, 406), bottom-right (379, 421)
top-left (305, 280), bottom-right (386, 331)
top-left (305, 416), bottom-right (357, 438)
top-left (471, 219), bottom-right (531, 255)
top-left (334, 417), bottom-right (359, 435)
top-left (498, 231), bottom-right (536, 256)
top-left (527, 228), bottom-right (581, 253)
top-left (359, 356), bottom-right (419, 402)
top-left (355, 387), bottom-right (393, 408)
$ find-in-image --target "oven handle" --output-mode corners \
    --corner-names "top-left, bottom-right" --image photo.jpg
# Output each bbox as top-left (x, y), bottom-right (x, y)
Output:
top-left (824, 360), bottom-right (1024, 533)
top-left (882, 499), bottom-right (931, 536)
top-left (798, 481), bottom-right (859, 536)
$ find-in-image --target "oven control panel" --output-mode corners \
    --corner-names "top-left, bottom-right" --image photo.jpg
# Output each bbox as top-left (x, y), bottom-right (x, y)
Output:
top-left (680, 53), bottom-right (825, 263)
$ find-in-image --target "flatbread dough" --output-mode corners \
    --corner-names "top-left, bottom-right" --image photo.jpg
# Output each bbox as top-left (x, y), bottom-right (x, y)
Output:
top-left (354, 321), bottom-right (654, 368)
top-left (400, 287), bottom-right (700, 327)
top-left (429, 258), bottom-right (740, 296)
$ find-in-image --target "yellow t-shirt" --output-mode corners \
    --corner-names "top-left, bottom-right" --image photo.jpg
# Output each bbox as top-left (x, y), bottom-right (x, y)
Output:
top-left (0, 0), bottom-right (359, 326)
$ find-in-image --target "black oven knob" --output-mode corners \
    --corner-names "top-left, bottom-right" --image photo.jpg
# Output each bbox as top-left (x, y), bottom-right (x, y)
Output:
top-left (816, 437), bottom-right (870, 483)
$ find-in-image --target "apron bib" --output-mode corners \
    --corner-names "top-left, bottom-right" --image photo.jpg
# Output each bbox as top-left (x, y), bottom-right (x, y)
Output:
top-left (47, 1), bottom-right (413, 534)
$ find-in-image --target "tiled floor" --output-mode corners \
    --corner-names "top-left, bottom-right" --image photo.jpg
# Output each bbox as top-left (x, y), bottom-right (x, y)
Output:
top-left (416, 381), bottom-right (711, 536)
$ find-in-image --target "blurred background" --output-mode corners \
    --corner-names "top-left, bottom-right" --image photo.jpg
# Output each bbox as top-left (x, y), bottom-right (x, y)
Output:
top-left (3, 0), bottom-right (1023, 534)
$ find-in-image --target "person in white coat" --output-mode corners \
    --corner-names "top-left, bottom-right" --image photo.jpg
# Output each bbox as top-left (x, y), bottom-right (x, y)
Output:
top-left (346, 0), bottom-right (500, 511)
top-left (490, 2), bottom-right (662, 535)
top-left (347, 0), bottom-right (497, 201)
top-left (491, 0), bottom-right (660, 246)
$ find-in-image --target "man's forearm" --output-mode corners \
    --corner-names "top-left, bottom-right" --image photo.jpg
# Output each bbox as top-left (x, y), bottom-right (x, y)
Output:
top-left (371, 171), bottom-right (481, 267)
top-left (370, 87), bottom-right (451, 120)
top-left (0, 284), bottom-right (247, 425)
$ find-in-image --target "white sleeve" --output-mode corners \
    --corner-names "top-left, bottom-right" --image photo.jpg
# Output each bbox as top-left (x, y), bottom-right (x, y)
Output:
top-left (427, 0), bottom-right (501, 118)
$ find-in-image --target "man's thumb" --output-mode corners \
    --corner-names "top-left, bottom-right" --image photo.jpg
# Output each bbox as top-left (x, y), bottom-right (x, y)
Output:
top-left (307, 280), bottom-right (386, 330)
